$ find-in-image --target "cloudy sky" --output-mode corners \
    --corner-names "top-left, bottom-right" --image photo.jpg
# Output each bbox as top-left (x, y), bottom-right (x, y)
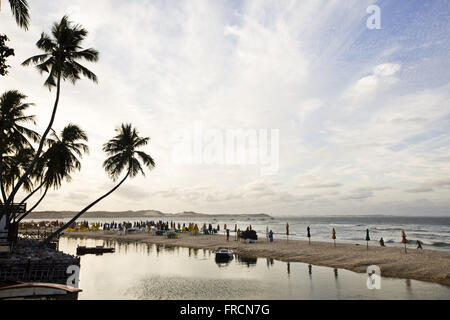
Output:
top-left (1, 0), bottom-right (449, 216)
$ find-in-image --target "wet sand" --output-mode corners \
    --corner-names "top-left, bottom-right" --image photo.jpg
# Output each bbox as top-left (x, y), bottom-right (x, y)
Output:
top-left (62, 230), bottom-right (450, 286)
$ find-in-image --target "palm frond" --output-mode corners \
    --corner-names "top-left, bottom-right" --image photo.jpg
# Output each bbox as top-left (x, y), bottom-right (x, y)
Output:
top-left (9, 0), bottom-right (30, 30)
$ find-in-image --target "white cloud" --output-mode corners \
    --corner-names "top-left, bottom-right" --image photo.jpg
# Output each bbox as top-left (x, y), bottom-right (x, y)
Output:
top-left (2, 0), bottom-right (450, 216)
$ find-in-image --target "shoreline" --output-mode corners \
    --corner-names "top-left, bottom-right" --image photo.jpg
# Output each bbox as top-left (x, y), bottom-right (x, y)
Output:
top-left (61, 230), bottom-right (450, 286)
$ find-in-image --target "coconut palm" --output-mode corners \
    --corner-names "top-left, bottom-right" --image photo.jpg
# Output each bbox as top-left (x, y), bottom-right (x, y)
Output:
top-left (42, 124), bottom-right (155, 245)
top-left (0, 90), bottom-right (39, 150)
top-left (7, 0), bottom-right (30, 30)
top-left (5, 16), bottom-right (98, 208)
top-left (2, 146), bottom-right (35, 195)
top-left (0, 90), bottom-right (39, 205)
top-left (16, 124), bottom-right (89, 223)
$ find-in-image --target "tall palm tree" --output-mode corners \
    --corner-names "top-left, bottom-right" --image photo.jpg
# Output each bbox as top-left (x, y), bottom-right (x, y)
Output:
top-left (7, 0), bottom-right (30, 30)
top-left (0, 90), bottom-right (39, 150)
top-left (16, 124), bottom-right (88, 223)
top-left (5, 16), bottom-right (98, 209)
top-left (0, 90), bottom-right (39, 206)
top-left (42, 124), bottom-right (155, 245)
top-left (2, 146), bottom-right (35, 196)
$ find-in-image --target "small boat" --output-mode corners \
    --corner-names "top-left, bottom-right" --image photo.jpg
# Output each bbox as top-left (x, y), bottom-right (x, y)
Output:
top-left (215, 247), bottom-right (234, 262)
top-left (0, 281), bottom-right (81, 300)
top-left (76, 245), bottom-right (115, 255)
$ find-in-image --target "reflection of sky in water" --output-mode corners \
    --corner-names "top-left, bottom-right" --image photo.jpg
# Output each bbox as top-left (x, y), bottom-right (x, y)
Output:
top-left (58, 237), bottom-right (450, 300)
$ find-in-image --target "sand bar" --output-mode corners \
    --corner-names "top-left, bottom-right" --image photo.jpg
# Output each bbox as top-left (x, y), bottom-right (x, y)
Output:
top-left (62, 230), bottom-right (450, 286)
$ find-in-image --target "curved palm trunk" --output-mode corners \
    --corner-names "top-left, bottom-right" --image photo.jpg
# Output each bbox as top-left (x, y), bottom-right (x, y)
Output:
top-left (7, 181), bottom-right (46, 223)
top-left (19, 181), bottom-right (45, 206)
top-left (41, 172), bottom-right (129, 246)
top-left (0, 153), bottom-right (7, 204)
top-left (17, 186), bottom-right (48, 223)
top-left (5, 74), bottom-right (61, 209)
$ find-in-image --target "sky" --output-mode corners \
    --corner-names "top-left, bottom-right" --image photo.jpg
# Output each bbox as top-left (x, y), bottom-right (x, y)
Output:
top-left (1, 0), bottom-right (449, 216)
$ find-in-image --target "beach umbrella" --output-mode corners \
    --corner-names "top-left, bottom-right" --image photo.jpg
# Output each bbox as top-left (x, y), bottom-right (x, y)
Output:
top-left (366, 229), bottom-right (370, 250)
top-left (307, 226), bottom-right (311, 244)
top-left (332, 228), bottom-right (336, 246)
top-left (286, 223), bottom-right (289, 242)
top-left (402, 230), bottom-right (408, 253)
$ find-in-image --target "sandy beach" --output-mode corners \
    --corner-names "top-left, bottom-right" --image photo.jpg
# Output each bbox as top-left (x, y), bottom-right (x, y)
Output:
top-left (61, 230), bottom-right (450, 286)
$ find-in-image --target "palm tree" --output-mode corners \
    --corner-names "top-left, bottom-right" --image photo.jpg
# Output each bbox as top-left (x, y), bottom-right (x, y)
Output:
top-left (42, 124), bottom-right (155, 245)
top-left (16, 124), bottom-right (89, 223)
top-left (0, 90), bottom-right (39, 206)
top-left (0, 90), bottom-right (39, 151)
top-left (5, 16), bottom-right (98, 209)
top-left (7, 0), bottom-right (30, 30)
top-left (2, 146), bottom-right (35, 196)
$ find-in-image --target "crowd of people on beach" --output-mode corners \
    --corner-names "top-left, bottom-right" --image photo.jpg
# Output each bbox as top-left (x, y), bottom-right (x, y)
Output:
top-left (19, 219), bottom-right (425, 250)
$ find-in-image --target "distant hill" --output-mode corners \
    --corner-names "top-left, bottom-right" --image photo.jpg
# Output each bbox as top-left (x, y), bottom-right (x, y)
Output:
top-left (174, 211), bottom-right (208, 217)
top-left (28, 209), bottom-right (166, 220)
top-left (27, 210), bottom-right (272, 220)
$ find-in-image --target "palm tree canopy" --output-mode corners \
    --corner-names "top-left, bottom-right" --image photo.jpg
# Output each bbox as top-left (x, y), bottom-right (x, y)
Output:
top-left (22, 15), bottom-right (99, 89)
top-left (103, 124), bottom-right (155, 181)
top-left (8, 0), bottom-right (30, 30)
top-left (2, 147), bottom-right (35, 193)
top-left (37, 124), bottom-right (89, 189)
top-left (0, 90), bottom-right (40, 151)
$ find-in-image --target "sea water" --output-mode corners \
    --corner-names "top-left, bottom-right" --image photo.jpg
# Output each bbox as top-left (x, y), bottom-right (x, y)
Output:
top-left (51, 215), bottom-right (450, 251)
top-left (58, 237), bottom-right (450, 300)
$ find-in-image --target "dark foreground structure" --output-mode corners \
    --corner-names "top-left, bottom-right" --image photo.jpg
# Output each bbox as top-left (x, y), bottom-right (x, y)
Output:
top-left (0, 239), bottom-right (79, 284)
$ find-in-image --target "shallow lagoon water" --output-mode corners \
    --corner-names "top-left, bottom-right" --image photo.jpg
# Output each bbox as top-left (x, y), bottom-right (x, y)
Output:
top-left (58, 237), bottom-right (450, 300)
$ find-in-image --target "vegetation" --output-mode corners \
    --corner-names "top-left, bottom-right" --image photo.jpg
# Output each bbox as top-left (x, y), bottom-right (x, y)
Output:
top-left (0, 13), bottom-right (155, 246)
top-left (7, 0), bottom-right (30, 30)
top-left (0, 35), bottom-right (15, 76)
top-left (43, 124), bottom-right (155, 245)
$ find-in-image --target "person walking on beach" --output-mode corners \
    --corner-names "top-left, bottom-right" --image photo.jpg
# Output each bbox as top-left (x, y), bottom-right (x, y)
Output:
top-left (416, 240), bottom-right (423, 250)
top-left (269, 230), bottom-right (274, 243)
top-left (379, 237), bottom-right (385, 247)
top-left (226, 229), bottom-right (230, 241)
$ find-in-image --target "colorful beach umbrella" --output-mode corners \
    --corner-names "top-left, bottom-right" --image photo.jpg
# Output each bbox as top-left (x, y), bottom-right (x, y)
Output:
top-left (332, 228), bottom-right (336, 246)
top-left (366, 229), bottom-right (370, 250)
top-left (402, 230), bottom-right (408, 253)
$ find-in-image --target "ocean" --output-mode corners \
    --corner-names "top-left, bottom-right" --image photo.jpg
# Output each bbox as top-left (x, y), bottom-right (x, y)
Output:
top-left (25, 215), bottom-right (450, 251)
